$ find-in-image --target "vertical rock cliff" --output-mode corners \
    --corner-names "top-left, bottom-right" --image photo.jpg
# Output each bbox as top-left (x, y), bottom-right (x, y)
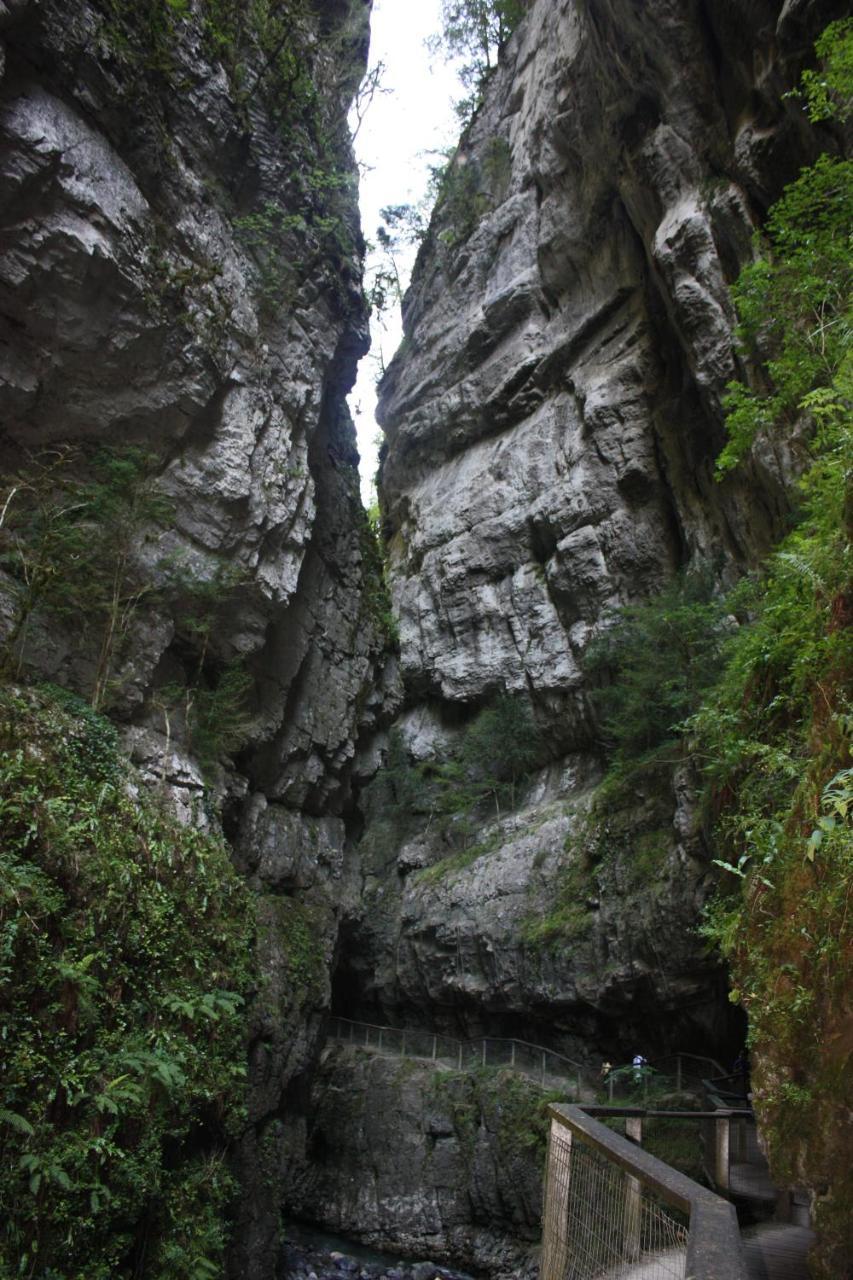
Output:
top-left (367, 0), bottom-right (841, 1046)
top-left (0, 0), bottom-right (396, 1273)
top-left (296, 1), bottom-right (845, 1265)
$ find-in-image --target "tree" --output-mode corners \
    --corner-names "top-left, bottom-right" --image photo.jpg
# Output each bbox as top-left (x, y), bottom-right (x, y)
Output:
top-left (428, 0), bottom-right (526, 122)
top-left (0, 447), bottom-right (172, 708)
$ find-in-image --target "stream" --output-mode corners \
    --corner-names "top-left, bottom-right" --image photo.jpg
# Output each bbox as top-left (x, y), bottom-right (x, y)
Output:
top-left (281, 1222), bottom-right (479, 1280)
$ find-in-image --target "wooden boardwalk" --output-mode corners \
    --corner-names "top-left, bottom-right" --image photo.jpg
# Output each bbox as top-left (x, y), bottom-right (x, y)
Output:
top-left (730, 1122), bottom-right (815, 1280)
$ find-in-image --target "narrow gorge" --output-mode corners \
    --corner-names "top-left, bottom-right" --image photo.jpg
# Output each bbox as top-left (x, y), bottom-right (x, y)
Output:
top-left (0, 2), bottom-right (849, 1280)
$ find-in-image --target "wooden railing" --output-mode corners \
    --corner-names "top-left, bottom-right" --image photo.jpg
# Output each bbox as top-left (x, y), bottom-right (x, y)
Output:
top-left (541, 1103), bottom-right (749, 1280)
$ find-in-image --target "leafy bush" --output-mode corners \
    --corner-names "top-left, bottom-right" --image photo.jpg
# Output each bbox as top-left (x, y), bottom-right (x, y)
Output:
top-left (717, 18), bottom-right (852, 475)
top-left (424, 693), bottom-right (542, 824)
top-left (0, 684), bottom-right (254, 1278)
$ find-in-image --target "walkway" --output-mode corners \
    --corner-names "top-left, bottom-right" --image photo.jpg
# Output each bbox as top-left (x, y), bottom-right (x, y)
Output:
top-left (331, 1018), bottom-right (817, 1280)
top-left (328, 1015), bottom-right (597, 1098)
top-left (742, 1225), bottom-right (816, 1280)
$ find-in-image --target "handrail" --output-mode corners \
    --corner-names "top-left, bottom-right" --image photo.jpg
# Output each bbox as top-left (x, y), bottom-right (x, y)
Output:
top-left (545, 1103), bottom-right (748, 1280)
top-left (650, 1051), bottom-right (728, 1077)
top-left (328, 1016), bottom-right (592, 1091)
top-left (584, 1104), bottom-right (753, 1120)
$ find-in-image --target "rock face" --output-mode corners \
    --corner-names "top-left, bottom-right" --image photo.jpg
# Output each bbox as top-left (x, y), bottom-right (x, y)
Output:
top-left (0, 1), bottom-right (397, 1274)
top-left (364, 0), bottom-right (843, 1122)
top-left (289, 1047), bottom-right (546, 1280)
top-left (1, 0), bottom-right (844, 1276)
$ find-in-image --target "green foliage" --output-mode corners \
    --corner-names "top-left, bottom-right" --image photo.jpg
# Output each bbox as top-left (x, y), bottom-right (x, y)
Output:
top-left (0, 446), bottom-right (172, 709)
top-left (0, 684), bottom-right (254, 1278)
top-left (358, 505), bottom-right (398, 646)
top-left (256, 896), bottom-right (325, 1019)
top-left (422, 694), bottom-right (542, 827)
top-left (793, 18), bottom-right (853, 122)
top-left (360, 699), bottom-right (541, 884)
top-left (101, 0), bottom-right (318, 122)
top-left (429, 1067), bottom-right (562, 1168)
top-left (697, 28), bottom-right (853, 1274)
top-left (233, 179), bottom-right (355, 314)
top-left (717, 18), bottom-right (852, 474)
top-left (155, 560), bottom-right (254, 774)
top-left (585, 568), bottom-right (729, 769)
top-left (522, 857), bottom-right (593, 947)
top-left (429, 0), bottom-right (526, 123)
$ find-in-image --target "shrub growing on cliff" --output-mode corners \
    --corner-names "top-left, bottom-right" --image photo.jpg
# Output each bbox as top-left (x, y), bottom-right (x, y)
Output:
top-left (422, 693), bottom-right (541, 833)
top-left (0, 684), bottom-right (254, 1278)
top-left (584, 568), bottom-right (728, 770)
top-left (717, 18), bottom-right (852, 476)
top-left (0, 446), bottom-right (172, 709)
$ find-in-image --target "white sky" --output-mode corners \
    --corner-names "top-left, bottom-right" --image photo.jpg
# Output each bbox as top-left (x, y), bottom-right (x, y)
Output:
top-left (347, 0), bottom-right (463, 506)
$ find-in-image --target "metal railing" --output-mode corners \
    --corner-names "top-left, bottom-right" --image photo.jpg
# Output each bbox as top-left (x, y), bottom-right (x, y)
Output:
top-left (541, 1104), bottom-right (748, 1280)
top-left (327, 1016), bottom-right (592, 1097)
top-left (602, 1054), bottom-right (729, 1102)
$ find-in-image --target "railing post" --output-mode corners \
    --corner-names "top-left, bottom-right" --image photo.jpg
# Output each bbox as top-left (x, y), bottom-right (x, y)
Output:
top-left (511, 1042), bottom-right (516, 1067)
top-left (540, 1117), bottom-right (573, 1280)
top-left (401, 1029), bottom-right (406, 1056)
top-left (677, 1054), bottom-right (683, 1092)
top-left (458, 1043), bottom-right (462, 1070)
top-left (482, 1041), bottom-right (487, 1066)
top-left (715, 1115), bottom-right (731, 1192)
top-left (432, 1034), bottom-right (437, 1060)
top-left (624, 1116), bottom-right (643, 1263)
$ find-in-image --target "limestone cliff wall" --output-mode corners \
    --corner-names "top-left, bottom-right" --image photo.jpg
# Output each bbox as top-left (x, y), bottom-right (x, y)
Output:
top-left (365, 0), bottom-right (843, 1063)
top-left (0, 1), bottom-right (396, 1273)
top-left (289, 1048), bottom-right (546, 1280)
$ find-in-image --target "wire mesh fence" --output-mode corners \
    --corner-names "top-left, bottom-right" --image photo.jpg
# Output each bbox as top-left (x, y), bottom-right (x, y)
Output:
top-left (542, 1116), bottom-right (689, 1280)
top-left (327, 1017), bottom-right (589, 1096)
top-left (593, 1112), bottom-right (707, 1188)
